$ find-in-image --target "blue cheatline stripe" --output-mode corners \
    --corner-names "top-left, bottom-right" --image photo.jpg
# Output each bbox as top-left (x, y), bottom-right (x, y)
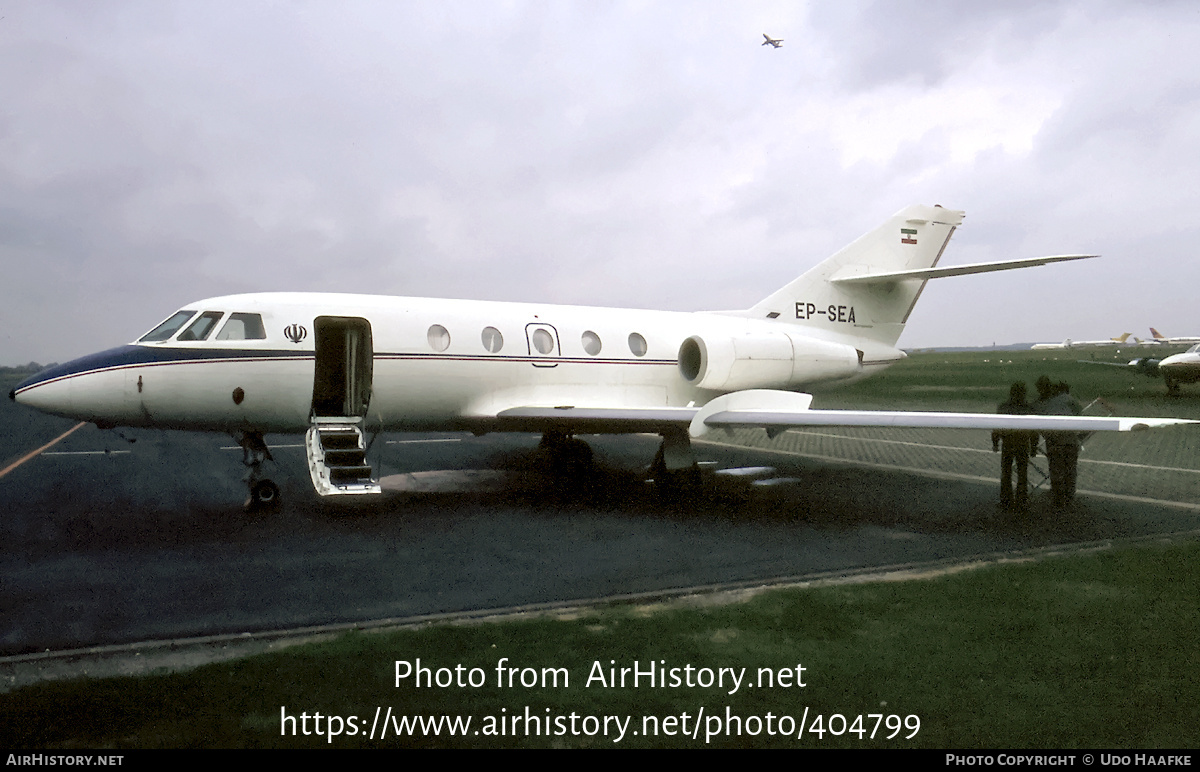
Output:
top-left (13, 345), bottom-right (680, 394)
top-left (13, 345), bottom-right (314, 393)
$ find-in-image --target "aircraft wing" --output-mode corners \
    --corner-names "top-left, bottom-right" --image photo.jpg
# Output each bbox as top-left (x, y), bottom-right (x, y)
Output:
top-left (697, 389), bottom-right (1199, 437)
top-left (829, 254), bottom-right (1096, 285)
top-left (496, 406), bottom-right (699, 434)
top-left (698, 409), bottom-right (1191, 434)
top-left (497, 390), bottom-right (1196, 438)
top-left (688, 389), bottom-right (1196, 436)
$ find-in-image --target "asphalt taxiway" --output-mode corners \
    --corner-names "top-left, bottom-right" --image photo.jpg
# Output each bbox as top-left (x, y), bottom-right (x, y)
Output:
top-left (3, 396), bottom-right (1198, 661)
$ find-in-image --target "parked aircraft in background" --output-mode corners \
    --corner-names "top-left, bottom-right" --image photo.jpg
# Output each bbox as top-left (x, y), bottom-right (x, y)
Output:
top-left (1149, 328), bottom-right (1200, 346)
top-left (11, 205), bottom-right (1195, 508)
top-left (1031, 333), bottom-right (1132, 350)
top-left (762, 34), bottom-right (783, 48)
top-left (1084, 344), bottom-right (1200, 394)
top-left (1160, 344), bottom-right (1200, 394)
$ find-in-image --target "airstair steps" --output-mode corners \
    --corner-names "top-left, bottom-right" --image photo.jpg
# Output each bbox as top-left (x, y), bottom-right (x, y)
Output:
top-left (306, 418), bottom-right (381, 497)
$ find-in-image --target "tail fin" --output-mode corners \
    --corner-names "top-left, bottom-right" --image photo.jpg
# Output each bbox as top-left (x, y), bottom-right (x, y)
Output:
top-left (1113, 333), bottom-right (1131, 343)
top-left (1150, 328), bottom-right (1165, 340)
top-left (752, 204), bottom-right (963, 347)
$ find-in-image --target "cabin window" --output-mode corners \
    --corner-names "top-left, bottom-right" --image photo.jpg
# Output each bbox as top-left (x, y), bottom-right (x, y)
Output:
top-left (582, 330), bottom-right (602, 356)
top-left (216, 313), bottom-right (267, 340)
top-left (139, 310), bottom-right (196, 342)
top-left (481, 326), bottom-right (503, 353)
top-left (177, 311), bottom-right (224, 342)
top-left (427, 324), bottom-right (451, 352)
top-left (628, 332), bottom-right (648, 357)
top-left (531, 328), bottom-right (555, 355)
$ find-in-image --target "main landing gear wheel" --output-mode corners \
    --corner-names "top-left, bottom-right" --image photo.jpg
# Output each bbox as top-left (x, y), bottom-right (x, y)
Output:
top-left (249, 479), bottom-right (281, 509)
top-left (537, 431), bottom-right (595, 476)
top-left (648, 429), bottom-right (702, 501)
top-left (650, 466), bottom-right (703, 500)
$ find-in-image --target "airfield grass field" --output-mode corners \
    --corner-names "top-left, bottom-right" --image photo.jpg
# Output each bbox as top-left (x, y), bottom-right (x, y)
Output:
top-left (810, 345), bottom-right (1200, 417)
top-left (1, 540), bottom-right (1197, 748)
top-left (2, 348), bottom-right (1199, 748)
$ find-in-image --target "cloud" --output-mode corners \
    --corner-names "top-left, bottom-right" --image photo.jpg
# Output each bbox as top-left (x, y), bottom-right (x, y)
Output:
top-left (1, 1), bottom-right (1199, 361)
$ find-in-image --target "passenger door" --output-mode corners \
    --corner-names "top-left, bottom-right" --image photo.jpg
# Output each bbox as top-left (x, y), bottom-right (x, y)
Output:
top-left (311, 317), bottom-right (373, 417)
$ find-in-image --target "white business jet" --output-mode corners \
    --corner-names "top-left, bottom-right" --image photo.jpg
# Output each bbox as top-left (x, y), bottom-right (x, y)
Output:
top-left (1159, 344), bottom-right (1200, 394)
top-left (11, 205), bottom-right (1195, 508)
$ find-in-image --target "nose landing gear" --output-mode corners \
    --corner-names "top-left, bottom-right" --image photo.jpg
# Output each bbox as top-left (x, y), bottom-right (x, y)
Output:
top-left (238, 431), bottom-right (279, 511)
top-left (249, 478), bottom-right (281, 508)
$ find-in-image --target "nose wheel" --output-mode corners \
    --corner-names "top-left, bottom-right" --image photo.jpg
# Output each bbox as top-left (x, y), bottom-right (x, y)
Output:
top-left (238, 431), bottom-right (280, 511)
top-left (249, 478), bottom-right (281, 508)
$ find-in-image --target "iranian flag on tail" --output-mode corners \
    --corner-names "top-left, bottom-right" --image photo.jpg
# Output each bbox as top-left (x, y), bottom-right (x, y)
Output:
top-left (900, 227), bottom-right (918, 245)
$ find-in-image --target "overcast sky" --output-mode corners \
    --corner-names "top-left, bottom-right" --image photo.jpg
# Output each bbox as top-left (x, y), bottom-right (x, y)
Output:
top-left (2, 1), bottom-right (1199, 363)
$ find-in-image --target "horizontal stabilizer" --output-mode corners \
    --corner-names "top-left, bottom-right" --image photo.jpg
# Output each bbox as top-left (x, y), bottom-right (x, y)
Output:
top-left (828, 254), bottom-right (1096, 285)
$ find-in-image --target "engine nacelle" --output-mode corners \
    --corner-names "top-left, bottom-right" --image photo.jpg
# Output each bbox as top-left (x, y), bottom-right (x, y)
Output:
top-left (678, 332), bottom-right (861, 392)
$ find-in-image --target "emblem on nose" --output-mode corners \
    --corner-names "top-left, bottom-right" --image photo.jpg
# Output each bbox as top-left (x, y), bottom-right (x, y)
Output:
top-left (284, 324), bottom-right (307, 344)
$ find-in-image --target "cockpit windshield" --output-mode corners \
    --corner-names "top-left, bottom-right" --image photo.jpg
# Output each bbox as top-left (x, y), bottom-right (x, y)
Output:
top-left (217, 313), bottom-right (267, 340)
top-left (139, 310), bottom-right (196, 342)
top-left (1188, 343), bottom-right (1200, 354)
top-left (177, 311), bottom-right (225, 342)
top-left (138, 309), bottom-right (268, 344)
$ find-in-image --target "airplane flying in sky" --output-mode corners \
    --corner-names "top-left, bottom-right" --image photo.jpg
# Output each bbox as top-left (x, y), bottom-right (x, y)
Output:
top-left (762, 34), bottom-right (783, 48)
top-left (11, 205), bottom-right (1195, 508)
top-left (1030, 333), bottom-right (1132, 350)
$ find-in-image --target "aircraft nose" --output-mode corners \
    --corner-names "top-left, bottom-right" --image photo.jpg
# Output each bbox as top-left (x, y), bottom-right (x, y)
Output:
top-left (11, 368), bottom-right (73, 416)
top-left (10, 345), bottom-right (146, 422)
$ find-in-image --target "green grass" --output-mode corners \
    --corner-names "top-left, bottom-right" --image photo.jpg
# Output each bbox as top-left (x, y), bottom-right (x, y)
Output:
top-left (814, 348), bottom-right (1200, 419)
top-left (3, 539), bottom-right (1197, 748)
